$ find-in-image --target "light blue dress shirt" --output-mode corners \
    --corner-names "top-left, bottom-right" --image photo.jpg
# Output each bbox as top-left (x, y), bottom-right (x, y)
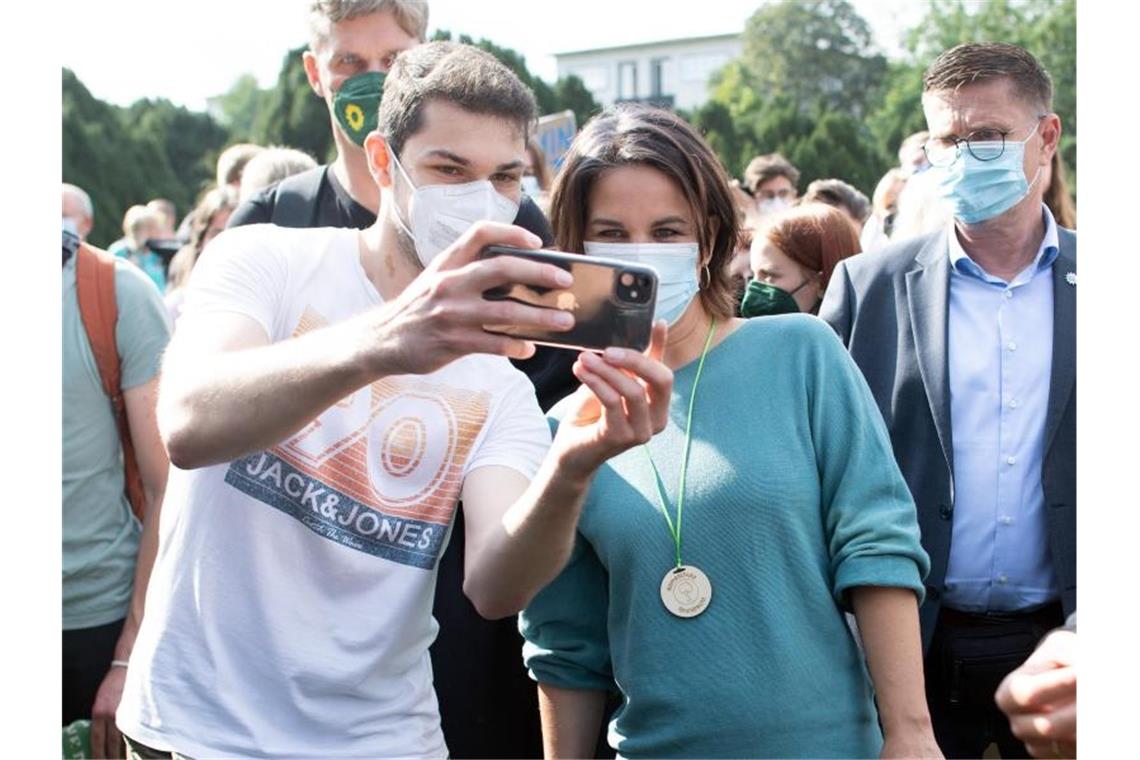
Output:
top-left (943, 205), bottom-right (1061, 612)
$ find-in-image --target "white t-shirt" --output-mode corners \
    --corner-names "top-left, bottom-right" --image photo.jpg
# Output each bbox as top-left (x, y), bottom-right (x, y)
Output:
top-left (117, 225), bottom-right (551, 758)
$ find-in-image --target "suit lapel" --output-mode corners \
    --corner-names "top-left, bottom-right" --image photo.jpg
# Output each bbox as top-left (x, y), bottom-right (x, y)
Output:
top-left (906, 231), bottom-right (955, 474)
top-left (1043, 230), bottom-right (1077, 455)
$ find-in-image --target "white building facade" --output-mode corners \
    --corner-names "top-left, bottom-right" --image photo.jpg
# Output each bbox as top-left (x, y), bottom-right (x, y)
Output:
top-left (554, 33), bottom-right (743, 112)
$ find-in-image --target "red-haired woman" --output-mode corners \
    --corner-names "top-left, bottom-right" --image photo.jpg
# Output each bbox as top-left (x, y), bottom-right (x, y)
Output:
top-left (742, 201), bottom-right (862, 317)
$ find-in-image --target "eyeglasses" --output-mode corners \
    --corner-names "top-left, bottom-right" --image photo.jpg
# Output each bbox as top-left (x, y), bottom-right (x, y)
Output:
top-left (922, 115), bottom-right (1047, 168)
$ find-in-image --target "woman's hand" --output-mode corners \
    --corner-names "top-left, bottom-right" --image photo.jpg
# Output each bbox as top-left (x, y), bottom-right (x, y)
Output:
top-left (553, 320), bottom-right (672, 479)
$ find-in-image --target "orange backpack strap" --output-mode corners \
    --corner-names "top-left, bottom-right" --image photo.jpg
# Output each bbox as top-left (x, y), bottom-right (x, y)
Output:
top-left (75, 243), bottom-right (147, 523)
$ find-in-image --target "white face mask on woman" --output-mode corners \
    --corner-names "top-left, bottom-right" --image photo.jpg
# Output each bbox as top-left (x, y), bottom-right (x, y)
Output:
top-left (582, 241), bottom-right (700, 325)
top-left (390, 149), bottom-right (520, 267)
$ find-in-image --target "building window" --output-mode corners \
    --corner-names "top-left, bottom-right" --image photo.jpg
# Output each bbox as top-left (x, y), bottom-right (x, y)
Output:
top-left (618, 61), bottom-right (638, 99)
top-left (680, 53), bottom-right (729, 83)
top-left (650, 57), bottom-right (668, 96)
top-left (569, 65), bottom-right (609, 93)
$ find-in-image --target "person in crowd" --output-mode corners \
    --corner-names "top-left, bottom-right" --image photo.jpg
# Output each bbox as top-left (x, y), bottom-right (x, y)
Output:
top-left (725, 179), bottom-right (762, 285)
top-left (520, 103), bottom-right (939, 759)
top-left (820, 42), bottom-right (1076, 758)
top-left (743, 152), bottom-right (800, 217)
top-left (891, 162), bottom-right (955, 241)
top-left (62, 186), bottom-right (171, 760)
top-left (165, 185), bottom-right (240, 323)
top-left (1043, 151), bottom-right (1076, 229)
top-left (523, 139), bottom-right (553, 215)
top-left (63, 183), bottom-right (95, 242)
top-left (174, 145), bottom-right (266, 243)
top-left (861, 167), bottom-right (908, 252)
top-left (995, 615), bottom-right (1076, 759)
top-left (115, 42), bottom-right (673, 760)
top-left (238, 146), bottom-right (319, 203)
top-left (802, 177), bottom-right (872, 231)
top-left (108, 206), bottom-right (165, 291)
top-left (899, 130), bottom-right (933, 177)
top-left (227, 4), bottom-right (579, 755)
top-left (215, 143), bottom-right (266, 190)
top-left (146, 199), bottom-right (177, 239)
top-left (743, 201), bottom-right (862, 317)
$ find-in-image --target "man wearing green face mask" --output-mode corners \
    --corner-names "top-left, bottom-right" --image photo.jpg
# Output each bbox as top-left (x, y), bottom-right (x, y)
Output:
top-left (740, 202), bottom-right (863, 318)
top-left (229, 1), bottom-right (556, 263)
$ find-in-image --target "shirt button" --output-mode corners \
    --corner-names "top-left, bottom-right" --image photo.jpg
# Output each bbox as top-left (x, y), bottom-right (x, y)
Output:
top-left (1007, 342), bottom-right (1018, 351)
top-left (1006, 455), bottom-right (1017, 465)
top-left (1004, 290), bottom-right (1013, 299)
top-left (999, 516), bottom-right (1014, 525)
top-left (1009, 399), bottom-right (1020, 409)
top-left (998, 575), bottom-right (1008, 584)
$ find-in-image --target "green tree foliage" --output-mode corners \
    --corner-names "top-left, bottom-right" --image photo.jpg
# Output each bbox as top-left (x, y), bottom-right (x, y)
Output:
top-left (551, 75), bottom-right (602, 132)
top-left (62, 69), bottom-right (227, 247)
top-left (696, 0), bottom-right (890, 195)
top-left (902, 0), bottom-right (1076, 182)
top-left (694, 0), bottom-right (1074, 200)
top-left (865, 61), bottom-right (928, 168)
top-left (125, 98), bottom-right (229, 203)
top-left (740, 0), bottom-right (888, 118)
top-left (434, 28), bottom-right (601, 126)
top-left (212, 73), bottom-right (266, 141)
top-left (251, 46), bottom-right (335, 163)
top-left (691, 100), bottom-right (745, 176)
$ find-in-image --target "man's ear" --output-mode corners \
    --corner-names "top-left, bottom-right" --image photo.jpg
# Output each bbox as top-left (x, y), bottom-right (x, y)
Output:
top-left (302, 50), bottom-right (325, 98)
top-left (1039, 113), bottom-right (1062, 166)
top-left (364, 132), bottom-right (394, 188)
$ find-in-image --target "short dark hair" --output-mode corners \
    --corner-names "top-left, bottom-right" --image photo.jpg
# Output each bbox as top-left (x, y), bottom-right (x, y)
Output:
top-left (743, 153), bottom-right (800, 194)
top-left (550, 104), bottom-right (740, 321)
top-left (802, 179), bottom-right (871, 224)
top-left (923, 42), bottom-right (1053, 112)
top-left (378, 42), bottom-right (537, 156)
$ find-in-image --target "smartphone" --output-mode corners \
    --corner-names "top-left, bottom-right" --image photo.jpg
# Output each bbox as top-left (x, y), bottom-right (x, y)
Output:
top-left (480, 245), bottom-right (658, 352)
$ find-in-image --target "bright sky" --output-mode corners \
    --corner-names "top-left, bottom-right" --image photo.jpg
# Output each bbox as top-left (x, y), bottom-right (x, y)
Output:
top-left (60, 0), bottom-right (925, 112)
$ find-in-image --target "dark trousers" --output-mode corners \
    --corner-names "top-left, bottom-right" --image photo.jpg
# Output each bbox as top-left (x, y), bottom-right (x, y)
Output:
top-left (924, 602), bottom-right (1064, 759)
top-left (431, 508), bottom-right (544, 758)
top-left (62, 618), bottom-right (125, 725)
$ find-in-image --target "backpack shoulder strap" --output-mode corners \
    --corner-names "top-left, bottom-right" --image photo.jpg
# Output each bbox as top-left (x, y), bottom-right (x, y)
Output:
top-left (269, 165), bottom-right (327, 228)
top-left (75, 244), bottom-right (147, 522)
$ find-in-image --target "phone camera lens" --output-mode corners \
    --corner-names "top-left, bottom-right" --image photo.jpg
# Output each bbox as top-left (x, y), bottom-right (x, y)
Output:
top-left (620, 272), bottom-right (635, 287)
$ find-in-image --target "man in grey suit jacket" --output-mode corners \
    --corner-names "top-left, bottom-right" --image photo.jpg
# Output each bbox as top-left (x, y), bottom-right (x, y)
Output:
top-left (820, 43), bottom-right (1075, 759)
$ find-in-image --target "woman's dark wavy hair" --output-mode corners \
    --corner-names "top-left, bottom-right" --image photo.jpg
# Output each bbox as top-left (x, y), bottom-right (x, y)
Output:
top-left (550, 104), bottom-right (741, 320)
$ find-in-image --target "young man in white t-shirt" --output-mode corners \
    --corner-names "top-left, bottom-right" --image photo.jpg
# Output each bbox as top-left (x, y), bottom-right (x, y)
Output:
top-left (116, 42), bottom-right (673, 759)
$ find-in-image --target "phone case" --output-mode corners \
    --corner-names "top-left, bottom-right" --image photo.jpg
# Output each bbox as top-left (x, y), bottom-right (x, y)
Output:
top-left (480, 246), bottom-right (658, 352)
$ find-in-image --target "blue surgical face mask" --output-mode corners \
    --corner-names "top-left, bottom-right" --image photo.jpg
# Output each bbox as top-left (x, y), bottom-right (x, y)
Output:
top-left (934, 120), bottom-right (1044, 224)
top-left (582, 241), bottom-right (700, 325)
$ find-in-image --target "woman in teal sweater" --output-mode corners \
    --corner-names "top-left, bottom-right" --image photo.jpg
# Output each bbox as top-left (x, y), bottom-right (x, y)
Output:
top-left (519, 104), bottom-right (942, 759)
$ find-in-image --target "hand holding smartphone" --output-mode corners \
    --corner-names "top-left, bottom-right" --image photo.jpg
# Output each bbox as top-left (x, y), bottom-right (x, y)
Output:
top-left (480, 245), bottom-right (658, 352)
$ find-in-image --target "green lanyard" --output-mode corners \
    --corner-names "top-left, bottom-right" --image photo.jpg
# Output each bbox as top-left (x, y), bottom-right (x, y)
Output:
top-left (642, 318), bottom-right (718, 569)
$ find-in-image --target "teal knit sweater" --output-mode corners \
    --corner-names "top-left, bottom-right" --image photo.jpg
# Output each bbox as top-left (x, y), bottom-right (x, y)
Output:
top-left (520, 315), bottom-right (931, 759)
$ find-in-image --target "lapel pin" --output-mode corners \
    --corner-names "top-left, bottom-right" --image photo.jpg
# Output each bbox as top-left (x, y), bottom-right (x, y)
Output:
top-left (1065, 272), bottom-right (1076, 286)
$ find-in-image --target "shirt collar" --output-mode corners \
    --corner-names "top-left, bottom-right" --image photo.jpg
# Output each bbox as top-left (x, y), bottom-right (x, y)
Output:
top-left (947, 203), bottom-right (1060, 282)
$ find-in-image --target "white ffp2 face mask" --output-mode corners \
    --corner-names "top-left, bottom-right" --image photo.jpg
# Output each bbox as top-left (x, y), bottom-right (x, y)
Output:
top-left (756, 196), bottom-right (792, 216)
top-left (390, 150), bottom-right (520, 267)
top-left (582, 241), bottom-right (700, 325)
